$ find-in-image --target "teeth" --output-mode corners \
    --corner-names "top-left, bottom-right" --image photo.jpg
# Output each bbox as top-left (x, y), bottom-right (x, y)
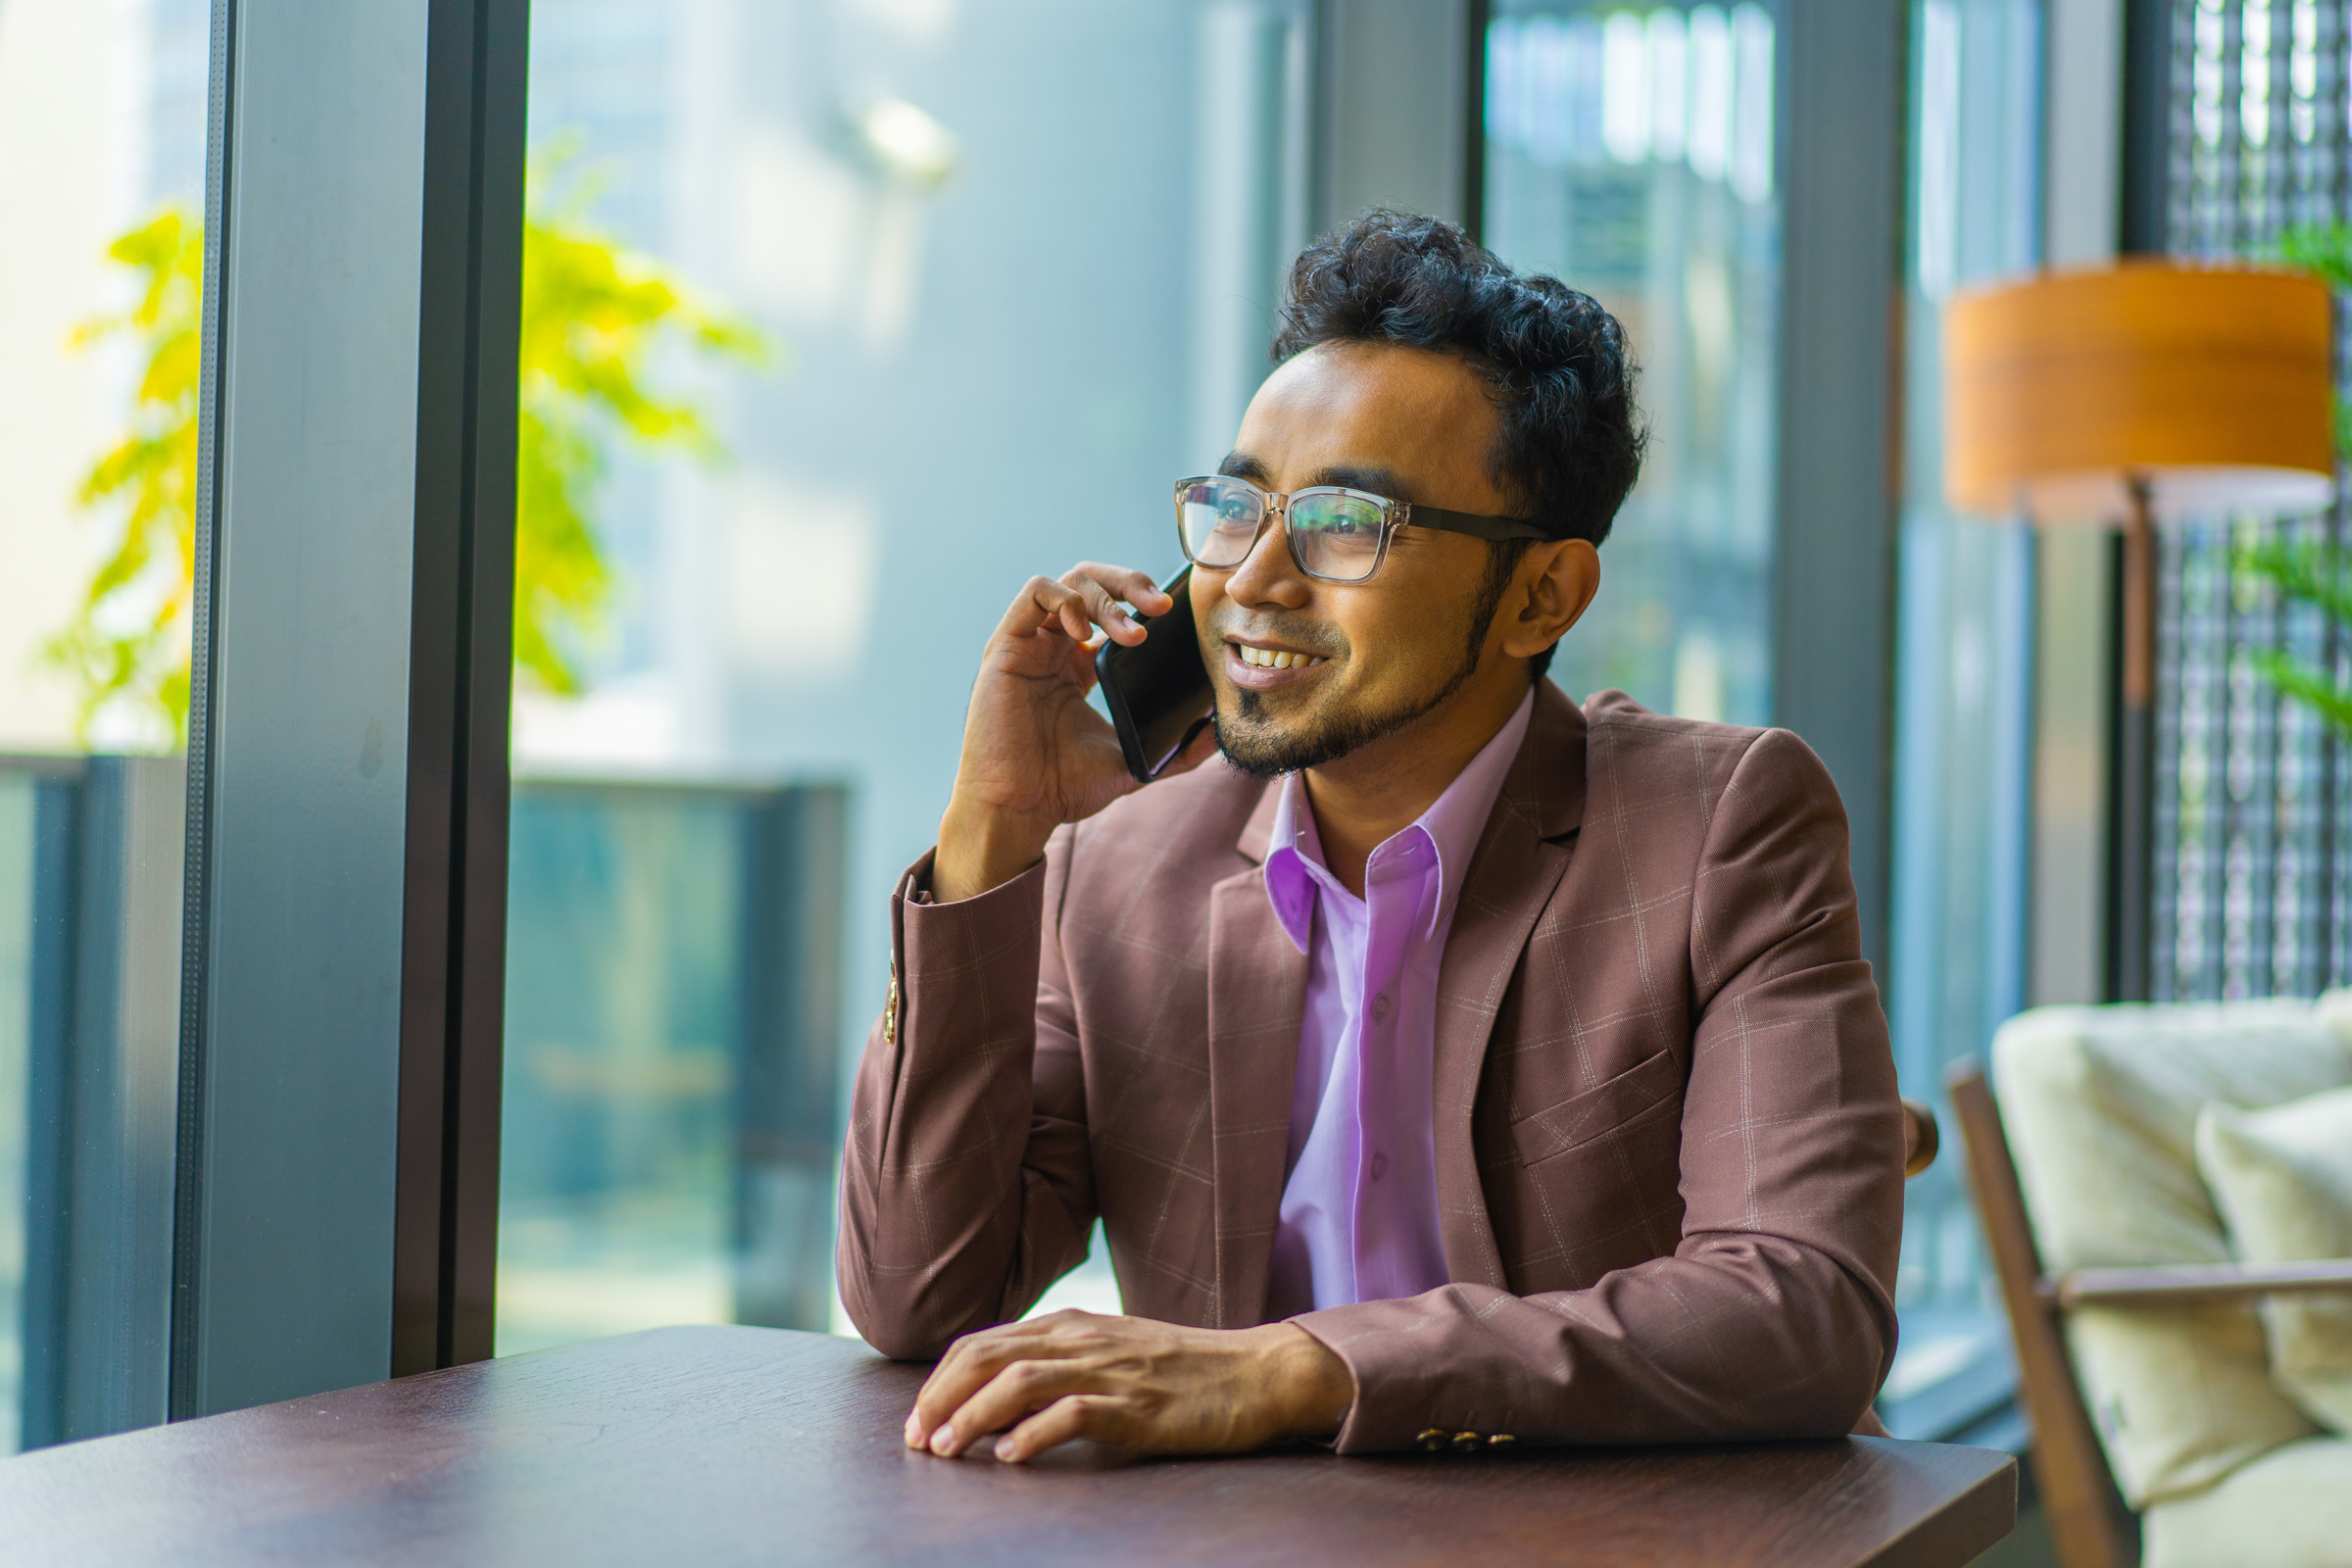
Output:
top-left (1237, 645), bottom-right (1325, 669)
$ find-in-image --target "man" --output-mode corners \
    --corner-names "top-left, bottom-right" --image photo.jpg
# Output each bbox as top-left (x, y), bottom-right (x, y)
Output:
top-left (839, 210), bottom-right (1904, 1463)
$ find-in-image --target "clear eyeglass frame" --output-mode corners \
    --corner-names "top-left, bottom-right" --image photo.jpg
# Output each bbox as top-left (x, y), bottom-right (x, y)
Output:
top-left (1171, 474), bottom-right (1547, 584)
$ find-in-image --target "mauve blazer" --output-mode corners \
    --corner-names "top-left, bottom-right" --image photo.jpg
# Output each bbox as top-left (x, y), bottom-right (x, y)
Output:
top-left (838, 681), bottom-right (1906, 1453)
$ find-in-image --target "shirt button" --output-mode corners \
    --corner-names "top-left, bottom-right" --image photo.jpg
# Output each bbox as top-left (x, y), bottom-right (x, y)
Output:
top-left (1372, 992), bottom-right (1392, 1021)
top-left (1370, 1151), bottom-right (1389, 1182)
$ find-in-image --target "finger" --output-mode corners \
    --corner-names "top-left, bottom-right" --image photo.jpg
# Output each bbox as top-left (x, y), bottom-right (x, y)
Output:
top-left (908, 1328), bottom-right (1014, 1445)
top-left (909, 1327), bottom-right (1028, 1445)
top-left (1065, 632), bottom-right (1102, 694)
top-left (1063, 572), bottom-right (1147, 648)
top-left (995, 575), bottom-right (1086, 644)
top-left (1000, 575), bottom-right (1117, 649)
top-left (997, 1394), bottom-right (1124, 1465)
top-left (1063, 563), bottom-right (1173, 615)
top-left (926, 1357), bottom-right (1098, 1458)
top-left (909, 1318), bottom-right (1072, 1446)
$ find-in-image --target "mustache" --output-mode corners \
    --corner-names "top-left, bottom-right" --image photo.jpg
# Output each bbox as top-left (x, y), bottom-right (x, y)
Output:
top-left (1204, 608), bottom-right (1348, 661)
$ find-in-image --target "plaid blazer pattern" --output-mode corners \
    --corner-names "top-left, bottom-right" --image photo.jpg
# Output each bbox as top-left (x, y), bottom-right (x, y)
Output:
top-left (838, 681), bottom-right (1905, 1452)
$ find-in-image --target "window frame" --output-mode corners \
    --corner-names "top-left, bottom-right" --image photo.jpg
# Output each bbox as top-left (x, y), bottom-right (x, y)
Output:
top-left (172, 0), bottom-right (526, 1416)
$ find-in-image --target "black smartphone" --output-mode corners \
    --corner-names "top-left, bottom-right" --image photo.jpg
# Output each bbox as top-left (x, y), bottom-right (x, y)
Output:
top-left (1095, 566), bottom-right (1215, 783)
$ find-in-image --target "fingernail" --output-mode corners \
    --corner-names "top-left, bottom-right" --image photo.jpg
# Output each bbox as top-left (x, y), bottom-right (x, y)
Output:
top-left (904, 1411), bottom-right (922, 1446)
top-left (929, 1425), bottom-right (956, 1456)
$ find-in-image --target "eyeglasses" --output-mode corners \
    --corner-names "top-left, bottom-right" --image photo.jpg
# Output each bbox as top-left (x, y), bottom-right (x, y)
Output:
top-left (1172, 474), bottom-right (1546, 583)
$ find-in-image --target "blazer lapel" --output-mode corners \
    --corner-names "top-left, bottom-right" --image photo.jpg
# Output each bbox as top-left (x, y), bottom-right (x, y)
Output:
top-left (1431, 683), bottom-right (1588, 1286)
top-left (1204, 863), bottom-right (1307, 1327)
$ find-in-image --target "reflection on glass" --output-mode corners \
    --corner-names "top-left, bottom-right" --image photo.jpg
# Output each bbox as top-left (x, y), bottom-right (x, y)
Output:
top-left (503, 0), bottom-right (1307, 1343)
top-left (0, 0), bottom-right (207, 1450)
top-left (1483, 1), bottom-right (1779, 724)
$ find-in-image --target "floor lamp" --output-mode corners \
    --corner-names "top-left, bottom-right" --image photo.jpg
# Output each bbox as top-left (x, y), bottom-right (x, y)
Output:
top-left (1943, 262), bottom-right (2333, 1002)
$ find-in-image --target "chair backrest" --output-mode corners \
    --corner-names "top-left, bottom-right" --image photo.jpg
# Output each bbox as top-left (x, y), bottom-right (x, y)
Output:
top-left (1949, 1065), bottom-right (2136, 1568)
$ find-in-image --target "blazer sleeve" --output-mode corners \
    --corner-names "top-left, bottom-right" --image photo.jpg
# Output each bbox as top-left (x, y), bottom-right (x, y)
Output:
top-left (1292, 727), bottom-right (1907, 1451)
top-left (835, 827), bottom-right (1097, 1359)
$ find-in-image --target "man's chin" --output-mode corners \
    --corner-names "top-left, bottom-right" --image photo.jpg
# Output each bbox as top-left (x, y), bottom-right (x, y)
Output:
top-left (1214, 648), bottom-right (1490, 779)
top-left (1215, 691), bottom-right (1366, 779)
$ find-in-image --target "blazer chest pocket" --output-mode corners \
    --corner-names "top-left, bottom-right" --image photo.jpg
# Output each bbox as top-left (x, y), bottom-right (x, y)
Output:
top-left (1508, 1048), bottom-right (1685, 1169)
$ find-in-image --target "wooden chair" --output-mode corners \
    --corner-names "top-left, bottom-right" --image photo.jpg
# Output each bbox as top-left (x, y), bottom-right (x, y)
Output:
top-left (1902, 1097), bottom-right (1939, 1180)
top-left (1846, 1099), bottom-right (1942, 1445)
top-left (1947, 1062), bottom-right (2352, 1568)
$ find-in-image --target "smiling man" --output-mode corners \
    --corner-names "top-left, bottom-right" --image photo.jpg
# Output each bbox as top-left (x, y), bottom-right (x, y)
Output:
top-left (838, 211), bottom-right (1905, 1462)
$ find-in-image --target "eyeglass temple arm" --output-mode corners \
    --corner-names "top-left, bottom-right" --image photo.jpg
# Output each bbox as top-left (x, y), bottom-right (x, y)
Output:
top-left (1402, 505), bottom-right (1551, 544)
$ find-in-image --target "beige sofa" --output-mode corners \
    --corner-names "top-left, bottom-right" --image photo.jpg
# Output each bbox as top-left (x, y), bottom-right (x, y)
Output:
top-left (1965, 999), bottom-right (2352, 1568)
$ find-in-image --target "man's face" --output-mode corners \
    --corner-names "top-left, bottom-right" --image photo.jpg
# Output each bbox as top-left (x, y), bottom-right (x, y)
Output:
top-left (1191, 341), bottom-right (1523, 777)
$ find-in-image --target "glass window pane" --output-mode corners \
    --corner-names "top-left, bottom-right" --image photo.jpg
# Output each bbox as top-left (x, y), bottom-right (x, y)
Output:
top-left (0, 0), bottom-right (208, 1449)
top-left (497, 0), bottom-right (1305, 1349)
top-left (1482, 0), bottom-right (1780, 725)
top-left (1879, 0), bottom-right (2039, 1443)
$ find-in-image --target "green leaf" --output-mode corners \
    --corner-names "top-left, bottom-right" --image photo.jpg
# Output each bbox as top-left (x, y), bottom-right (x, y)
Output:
top-left (57, 148), bottom-right (778, 746)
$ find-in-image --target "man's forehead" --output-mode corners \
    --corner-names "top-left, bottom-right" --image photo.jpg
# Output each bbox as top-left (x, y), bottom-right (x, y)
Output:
top-left (1233, 341), bottom-right (1496, 496)
top-left (1256, 340), bottom-right (1484, 412)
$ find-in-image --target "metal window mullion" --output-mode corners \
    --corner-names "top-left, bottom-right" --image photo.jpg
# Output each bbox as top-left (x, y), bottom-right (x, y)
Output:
top-left (391, 0), bottom-right (526, 1381)
top-left (169, 0), bottom-right (238, 1426)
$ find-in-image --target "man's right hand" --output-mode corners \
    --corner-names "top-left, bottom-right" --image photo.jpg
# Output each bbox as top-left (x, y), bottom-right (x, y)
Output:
top-left (931, 564), bottom-right (1219, 904)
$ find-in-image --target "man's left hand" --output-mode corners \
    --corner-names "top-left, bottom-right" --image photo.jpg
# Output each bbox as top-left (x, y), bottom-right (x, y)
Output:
top-left (903, 1310), bottom-right (1354, 1464)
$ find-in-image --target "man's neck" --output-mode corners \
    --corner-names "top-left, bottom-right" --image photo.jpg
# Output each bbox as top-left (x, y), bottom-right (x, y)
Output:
top-left (1300, 672), bottom-right (1532, 898)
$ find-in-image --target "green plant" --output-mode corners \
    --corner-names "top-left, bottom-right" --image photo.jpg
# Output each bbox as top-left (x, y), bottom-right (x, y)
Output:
top-left (514, 151), bottom-right (766, 693)
top-left (2237, 223), bottom-right (2352, 735)
top-left (47, 209), bottom-right (202, 749)
top-left (54, 150), bottom-right (768, 747)
top-left (2238, 533), bottom-right (2352, 733)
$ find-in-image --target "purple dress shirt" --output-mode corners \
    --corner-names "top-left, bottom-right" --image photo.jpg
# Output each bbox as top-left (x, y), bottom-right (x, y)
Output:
top-left (1261, 688), bottom-right (1537, 1316)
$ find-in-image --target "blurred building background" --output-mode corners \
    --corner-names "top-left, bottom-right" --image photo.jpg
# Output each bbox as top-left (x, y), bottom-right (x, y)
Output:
top-left (19, 10), bottom-right (2324, 1539)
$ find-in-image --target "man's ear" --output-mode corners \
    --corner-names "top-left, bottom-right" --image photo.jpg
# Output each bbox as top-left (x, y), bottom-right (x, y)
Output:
top-left (1500, 538), bottom-right (1599, 662)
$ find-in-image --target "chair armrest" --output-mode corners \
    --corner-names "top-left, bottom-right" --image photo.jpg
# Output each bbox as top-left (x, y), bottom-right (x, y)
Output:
top-left (1901, 1098), bottom-right (1938, 1179)
top-left (2040, 1258), bottom-right (2352, 1308)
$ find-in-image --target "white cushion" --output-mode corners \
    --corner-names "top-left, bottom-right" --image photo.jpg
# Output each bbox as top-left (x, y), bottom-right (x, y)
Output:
top-left (2142, 1436), bottom-right (2352, 1568)
top-left (2196, 1087), bottom-right (2352, 1433)
top-left (1991, 1002), bottom-right (2352, 1503)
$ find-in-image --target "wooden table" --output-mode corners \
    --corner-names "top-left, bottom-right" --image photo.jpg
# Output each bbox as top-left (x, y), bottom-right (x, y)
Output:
top-left (2, 1325), bottom-right (2016, 1567)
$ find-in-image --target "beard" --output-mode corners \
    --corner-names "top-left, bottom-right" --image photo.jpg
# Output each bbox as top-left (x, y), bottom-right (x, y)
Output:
top-left (1215, 662), bottom-right (1482, 778)
top-left (1214, 543), bottom-right (1525, 779)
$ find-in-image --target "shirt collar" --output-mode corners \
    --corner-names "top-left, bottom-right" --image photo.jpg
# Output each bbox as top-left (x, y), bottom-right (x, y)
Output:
top-left (1261, 685), bottom-right (1538, 954)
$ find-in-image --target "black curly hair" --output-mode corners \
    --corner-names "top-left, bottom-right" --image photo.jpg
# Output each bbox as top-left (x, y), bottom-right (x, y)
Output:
top-left (1272, 206), bottom-right (1644, 547)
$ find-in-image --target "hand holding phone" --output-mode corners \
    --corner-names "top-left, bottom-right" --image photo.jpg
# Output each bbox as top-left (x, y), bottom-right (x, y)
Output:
top-left (934, 563), bottom-right (1217, 904)
top-left (1095, 566), bottom-right (1216, 783)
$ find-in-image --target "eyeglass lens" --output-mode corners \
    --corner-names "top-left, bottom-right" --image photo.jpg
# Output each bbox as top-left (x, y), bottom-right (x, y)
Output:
top-left (1177, 479), bottom-right (1387, 581)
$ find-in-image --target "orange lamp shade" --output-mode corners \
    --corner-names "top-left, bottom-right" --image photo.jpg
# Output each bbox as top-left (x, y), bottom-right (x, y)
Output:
top-left (1943, 262), bottom-right (2335, 524)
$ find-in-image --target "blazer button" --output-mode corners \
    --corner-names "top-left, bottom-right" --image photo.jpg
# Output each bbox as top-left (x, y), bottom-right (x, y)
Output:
top-left (883, 975), bottom-right (899, 1046)
top-left (1416, 1428), bottom-right (1447, 1452)
top-left (1489, 1434), bottom-right (1516, 1448)
top-left (1451, 1431), bottom-right (1481, 1452)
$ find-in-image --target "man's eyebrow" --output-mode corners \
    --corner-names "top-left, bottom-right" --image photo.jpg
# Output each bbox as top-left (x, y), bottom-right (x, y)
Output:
top-left (1215, 454), bottom-right (1417, 500)
top-left (1308, 464), bottom-right (1411, 500)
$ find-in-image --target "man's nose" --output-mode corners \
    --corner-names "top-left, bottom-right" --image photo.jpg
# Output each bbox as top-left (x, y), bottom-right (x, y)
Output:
top-left (1222, 512), bottom-right (1311, 609)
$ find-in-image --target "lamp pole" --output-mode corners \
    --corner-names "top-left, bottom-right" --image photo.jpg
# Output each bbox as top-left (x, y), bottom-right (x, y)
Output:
top-left (2115, 473), bottom-right (2157, 1002)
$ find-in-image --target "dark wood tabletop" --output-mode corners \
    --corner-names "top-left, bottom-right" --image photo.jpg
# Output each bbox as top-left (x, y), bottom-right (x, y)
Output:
top-left (2, 1324), bottom-right (2015, 1567)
